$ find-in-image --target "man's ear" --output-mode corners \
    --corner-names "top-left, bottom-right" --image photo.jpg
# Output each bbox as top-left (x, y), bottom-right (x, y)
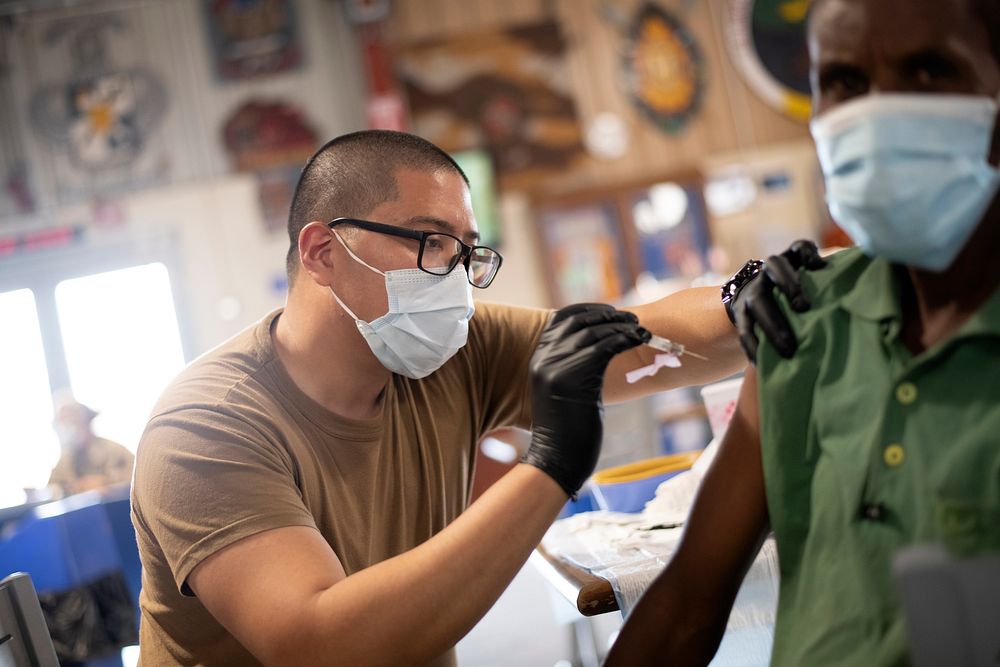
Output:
top-left (298, 221), bottom-right (336, 286)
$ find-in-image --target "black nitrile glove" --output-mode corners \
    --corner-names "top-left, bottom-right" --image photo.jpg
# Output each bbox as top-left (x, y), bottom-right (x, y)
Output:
top-left (728, 240), bottom-right (827, 363)
top-left (522, 303), bottom-right (650, 499)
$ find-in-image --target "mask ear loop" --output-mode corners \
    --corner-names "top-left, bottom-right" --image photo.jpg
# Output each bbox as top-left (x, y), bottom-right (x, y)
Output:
top-left (331, 229), bottom-right (386, 276)
top-left (329, 229), bottom-right (385, 323)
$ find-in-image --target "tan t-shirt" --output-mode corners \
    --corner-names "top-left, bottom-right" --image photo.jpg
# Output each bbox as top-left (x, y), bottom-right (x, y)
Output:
top-left (131, 302), bottom-right (550, 666)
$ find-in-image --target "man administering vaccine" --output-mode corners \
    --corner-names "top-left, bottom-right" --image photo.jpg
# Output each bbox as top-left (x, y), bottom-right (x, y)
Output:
top-left (606, 0), bottom-right (1000, 664)
top-left (131, 129), bottom-right (813, 665)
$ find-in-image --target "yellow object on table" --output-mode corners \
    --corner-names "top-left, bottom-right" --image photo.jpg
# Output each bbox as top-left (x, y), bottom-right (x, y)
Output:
top-left (591, 451), bottom-right (702, 513)
top-left (592, 451), bottom-right (701, 484)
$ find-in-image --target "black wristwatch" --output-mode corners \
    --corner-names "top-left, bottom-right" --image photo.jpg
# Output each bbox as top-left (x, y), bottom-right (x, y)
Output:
top-left (721, 259), bottom-right (765, 324)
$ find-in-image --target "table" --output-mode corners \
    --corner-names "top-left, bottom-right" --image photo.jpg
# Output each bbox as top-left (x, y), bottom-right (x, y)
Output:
top-left (529, 543), bottom-right (621, 667)
top-left (529, 544), bottom-right (618, 617)
top-left (530, 510), bottom-right (780, 667)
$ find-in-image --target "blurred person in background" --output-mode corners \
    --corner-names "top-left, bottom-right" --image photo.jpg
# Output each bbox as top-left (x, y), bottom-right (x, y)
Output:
top-left (47, 391), bottom-right (134, 497)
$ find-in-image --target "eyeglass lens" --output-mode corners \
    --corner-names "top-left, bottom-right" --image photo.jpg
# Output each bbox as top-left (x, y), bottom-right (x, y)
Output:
top-left (420, 233), bottom-right (500, 287)
top-left (469, 247), bottom-right (501, 286)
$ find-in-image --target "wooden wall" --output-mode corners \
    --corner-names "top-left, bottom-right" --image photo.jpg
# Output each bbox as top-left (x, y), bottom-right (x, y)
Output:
top-left (385, 0), bottom-right (810, 194)
top-left (0, 0), bottom-right (365, 222)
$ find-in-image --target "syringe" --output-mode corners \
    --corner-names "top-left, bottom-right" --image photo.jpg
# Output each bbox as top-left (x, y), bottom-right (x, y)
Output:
top-left (645, 333), bottom-right (708, 361)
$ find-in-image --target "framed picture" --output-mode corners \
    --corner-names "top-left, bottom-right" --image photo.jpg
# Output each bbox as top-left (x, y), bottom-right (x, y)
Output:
top-left (628, 182), bottom-right (711, 282)
top-left (534, 172), bottom-right (711, 306)
top-left (25, 9), bottom-right (169, 203)
top-left (536, 202), bottom-right (631, 307)
top-left (203, 0), bottom-right (303, 81)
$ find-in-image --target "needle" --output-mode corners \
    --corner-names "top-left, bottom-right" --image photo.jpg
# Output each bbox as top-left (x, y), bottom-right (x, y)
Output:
top-left (646, 334), bottom-right (708, 361)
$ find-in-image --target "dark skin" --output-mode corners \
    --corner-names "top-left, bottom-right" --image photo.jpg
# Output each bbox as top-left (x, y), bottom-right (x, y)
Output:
top-left (810, 0), bottom-right (1000, 353)
top-left (604, 1), bottom-right (1000, 664)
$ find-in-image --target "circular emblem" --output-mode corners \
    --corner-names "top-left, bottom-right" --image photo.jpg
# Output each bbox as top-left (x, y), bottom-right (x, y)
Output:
top-left (725, 0), bottom-right (812, 121)
top-left (622, 3), bottom-right (704, 135)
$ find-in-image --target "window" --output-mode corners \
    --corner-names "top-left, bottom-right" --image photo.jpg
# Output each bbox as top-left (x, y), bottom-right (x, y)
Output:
top-left (0, 289), bottom-right (59, 507)
top-left (0, 262), bottom-right (186, 508)
top-left (55, 263), bottom-right (185, 451)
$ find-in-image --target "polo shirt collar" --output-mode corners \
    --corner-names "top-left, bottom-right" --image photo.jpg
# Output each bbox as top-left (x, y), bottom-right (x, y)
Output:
top-left (840, 256), bottom-right (900, 322)
top-left (839, 255), bottom-right (1000, 338)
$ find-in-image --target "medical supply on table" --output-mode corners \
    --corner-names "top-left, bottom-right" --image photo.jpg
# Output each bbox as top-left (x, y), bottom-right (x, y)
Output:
top-left (591, 451), bottom-right (701, 513)
top-left (541, 436), bottom-right (779, 664)
top-left (625, 334), bottom-right (707, 384)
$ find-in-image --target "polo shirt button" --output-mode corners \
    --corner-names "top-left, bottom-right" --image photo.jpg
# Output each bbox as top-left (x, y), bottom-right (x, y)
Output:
top-left (861, 502), bottom-right (886, 521)
top-left (884, 444), bottom-right (905, 467)
top-left (896, 382), bottom-right (918, 405)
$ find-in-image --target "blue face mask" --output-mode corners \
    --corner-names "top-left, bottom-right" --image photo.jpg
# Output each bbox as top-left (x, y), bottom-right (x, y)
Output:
top-left (811, 93), bottom-right (1000, 272)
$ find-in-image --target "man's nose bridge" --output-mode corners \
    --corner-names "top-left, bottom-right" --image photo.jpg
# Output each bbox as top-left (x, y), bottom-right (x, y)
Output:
top-left (864, 29), bottom-right (920, 96)
top-left (867, 53), bottom-right (907, 96)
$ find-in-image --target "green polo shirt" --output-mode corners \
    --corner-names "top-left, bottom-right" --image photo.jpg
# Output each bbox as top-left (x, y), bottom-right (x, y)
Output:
top-left (756, 247), bottom-right (1000, 666)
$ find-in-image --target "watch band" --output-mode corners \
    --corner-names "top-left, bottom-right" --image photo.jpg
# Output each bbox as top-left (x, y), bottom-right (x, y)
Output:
top-left (721, 259), bottom-right (765, 324)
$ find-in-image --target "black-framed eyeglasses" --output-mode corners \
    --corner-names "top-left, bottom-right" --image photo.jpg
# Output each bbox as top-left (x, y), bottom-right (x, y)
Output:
top-left (328, 217), bottom-right (503, 288)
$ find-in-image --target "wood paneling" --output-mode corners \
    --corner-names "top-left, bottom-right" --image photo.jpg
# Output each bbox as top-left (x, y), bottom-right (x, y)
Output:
top-left (387, 0), bottom-right (809, 195)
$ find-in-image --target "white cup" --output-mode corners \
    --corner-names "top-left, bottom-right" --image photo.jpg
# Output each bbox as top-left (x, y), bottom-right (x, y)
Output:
top-left (699, 376), bottom-right (744, 441)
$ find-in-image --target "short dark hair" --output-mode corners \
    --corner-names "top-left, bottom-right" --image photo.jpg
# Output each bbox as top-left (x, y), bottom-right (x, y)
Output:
top-left (285, 130), bottom-right (469, 283)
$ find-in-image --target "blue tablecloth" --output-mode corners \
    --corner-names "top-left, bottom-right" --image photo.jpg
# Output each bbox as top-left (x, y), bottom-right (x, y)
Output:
top-left (0, 486), bottom-right (140, 666)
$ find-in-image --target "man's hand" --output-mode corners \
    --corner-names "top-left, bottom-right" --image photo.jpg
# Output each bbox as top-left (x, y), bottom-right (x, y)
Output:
top-left (727, 240), bottom-right (826, 362)
top-left (522, 303), bottom-right (649, 498)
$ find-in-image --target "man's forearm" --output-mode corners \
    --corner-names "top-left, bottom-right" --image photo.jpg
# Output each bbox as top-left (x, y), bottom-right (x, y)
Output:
top-left (287, 465), bottom-right (567, 667)
top-left (605, 286), bottom-right (745, 403)
top-left (604, 369), bottom-right (770, 665)
top-left (602, 557), bottom-right (733, 666)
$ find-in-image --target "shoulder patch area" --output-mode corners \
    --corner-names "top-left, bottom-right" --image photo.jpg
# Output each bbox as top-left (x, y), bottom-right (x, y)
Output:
top-left (800, 247), bottom-right (871, 307)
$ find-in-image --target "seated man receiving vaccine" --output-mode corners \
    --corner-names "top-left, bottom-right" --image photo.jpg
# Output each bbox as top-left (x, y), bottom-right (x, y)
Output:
top-left (606, 0), bottom-right (1000, 664)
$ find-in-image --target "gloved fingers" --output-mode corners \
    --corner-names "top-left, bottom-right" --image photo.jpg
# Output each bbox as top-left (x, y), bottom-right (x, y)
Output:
top-left (541, 306), bottom-right (638, 344)
top-left (536, 325), bottom-right (647, 391)
top-left (782, 239), bottom-right (826, 271)
top-left (592, 328), bottom-right (649, 360)
top-left (764, 253), bottom-right (810, 312)
top-left (746, 282), bottom-right (797, 359)
top-left (554, 321), bottom-right (648, 356)
top-left (557, 327), bottom-right (648, 374)
top-left (547, 302), bottom-right (617, 326)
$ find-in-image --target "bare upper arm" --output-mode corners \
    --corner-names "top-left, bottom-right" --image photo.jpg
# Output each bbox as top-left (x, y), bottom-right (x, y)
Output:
top-left (668, 367), bottom-right (770, 607)
top-left (187, 525), bottom-right (347, 665)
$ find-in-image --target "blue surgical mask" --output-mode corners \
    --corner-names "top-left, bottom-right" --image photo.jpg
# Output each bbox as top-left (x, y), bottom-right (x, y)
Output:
top-left (329, 230), bottom-right (475, 379)
top-left (811, 93), bottom-right (1000, 272)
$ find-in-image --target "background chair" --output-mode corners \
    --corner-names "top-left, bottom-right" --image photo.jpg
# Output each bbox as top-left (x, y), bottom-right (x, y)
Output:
top-left (894, 544), bottom-right (1000, 667)
top-left (0, 572), bottom-right (59, 667)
